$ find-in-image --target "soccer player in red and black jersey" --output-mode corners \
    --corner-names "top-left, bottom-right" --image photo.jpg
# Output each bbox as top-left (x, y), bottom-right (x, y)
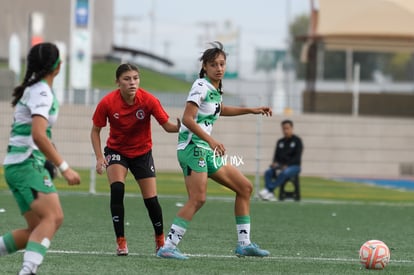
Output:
top-left (91, 63), bottom-right (180, 256)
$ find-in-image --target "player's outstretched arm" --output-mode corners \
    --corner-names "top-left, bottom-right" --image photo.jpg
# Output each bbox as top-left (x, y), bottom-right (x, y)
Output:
top-left (161, 118), bottom-right (181, 133)
top-left (220, 105), bottom-right (272, 117)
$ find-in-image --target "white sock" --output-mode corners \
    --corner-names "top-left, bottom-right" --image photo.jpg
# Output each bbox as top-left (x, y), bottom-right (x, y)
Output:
top-left (0, 236), bottom-right (8, 256)
top-left (19, 239), bottom-right (50, 274)
top-left (164, 224), bottom-right (187, 249)
top-left (237, 223), bottom-right (251, 246)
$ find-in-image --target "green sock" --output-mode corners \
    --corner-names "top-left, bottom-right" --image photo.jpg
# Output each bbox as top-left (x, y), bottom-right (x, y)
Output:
top-left (26, 241), bottom-right (48, 256)
top-left (0, 232), bottom-right (18, 255)
top-left (172, 216), bottom-right (190, 229)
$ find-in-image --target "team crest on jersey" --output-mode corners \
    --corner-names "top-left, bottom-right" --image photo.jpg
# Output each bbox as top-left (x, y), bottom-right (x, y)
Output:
top-left (43, 176), bottom-right (53, 187)
top-left (198, 158), bottom-right (206, 168)
top-left (136, 109), bottom-right (145, 120)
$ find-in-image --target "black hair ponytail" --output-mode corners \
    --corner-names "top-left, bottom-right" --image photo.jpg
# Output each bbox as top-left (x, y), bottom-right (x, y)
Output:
top-left (11, 42), bottom-right (59, 107)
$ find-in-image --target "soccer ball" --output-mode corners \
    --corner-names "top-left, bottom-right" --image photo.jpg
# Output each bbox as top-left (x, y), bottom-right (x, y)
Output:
top-left (359, 240), bottom-right (390, 270)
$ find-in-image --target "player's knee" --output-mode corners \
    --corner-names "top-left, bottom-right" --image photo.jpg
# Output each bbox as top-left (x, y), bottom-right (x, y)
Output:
top-left (238, 181), bottom-right (253, 197)
top-left (55, 211), bottom-right (64, 229)
top-left (189, 195), bottom-right (206, 210)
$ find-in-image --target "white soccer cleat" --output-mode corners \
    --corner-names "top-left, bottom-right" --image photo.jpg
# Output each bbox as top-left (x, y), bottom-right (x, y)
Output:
top-left (258, 189), bottom-right (276, 201)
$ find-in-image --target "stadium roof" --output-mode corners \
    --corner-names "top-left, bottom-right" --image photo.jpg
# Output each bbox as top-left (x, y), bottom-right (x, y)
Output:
top-left (310, 0), bottom-right (414, 52)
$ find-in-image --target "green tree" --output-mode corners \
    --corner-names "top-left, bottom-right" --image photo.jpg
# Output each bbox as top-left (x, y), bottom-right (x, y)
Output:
top-left (289, 14), bottom-right (309, 79)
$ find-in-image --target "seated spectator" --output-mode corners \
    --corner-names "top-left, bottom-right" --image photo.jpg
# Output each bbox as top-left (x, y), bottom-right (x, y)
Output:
top-left (259, 120), bottom-right (303, 201)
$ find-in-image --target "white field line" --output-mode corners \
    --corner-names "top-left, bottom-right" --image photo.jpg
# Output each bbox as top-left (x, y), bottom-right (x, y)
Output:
top-left (49, 191), bottom-right (414, 207)
top-left (46, 249), bottom-right (414, 264)
top-left (1, 190), bottom-right (414, 207)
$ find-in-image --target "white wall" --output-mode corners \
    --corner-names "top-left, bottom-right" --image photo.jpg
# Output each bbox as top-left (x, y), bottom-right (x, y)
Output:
top-left (1, 102), bottom-right (413, 179)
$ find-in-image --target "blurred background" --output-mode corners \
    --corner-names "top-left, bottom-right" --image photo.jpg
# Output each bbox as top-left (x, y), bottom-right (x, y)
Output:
top-left (0, 0), bottom-right (413, 190)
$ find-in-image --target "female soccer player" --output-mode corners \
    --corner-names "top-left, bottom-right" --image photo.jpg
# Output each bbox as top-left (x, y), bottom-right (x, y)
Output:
top-left (157, 42), bottom-right (271, 259)
top-left (91, 63), bottom-right (180, 256)
top-left (1, 42), bottom-right (81, 274)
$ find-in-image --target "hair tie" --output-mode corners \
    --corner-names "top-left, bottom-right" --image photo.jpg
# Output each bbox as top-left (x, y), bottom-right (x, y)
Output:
top-left (51, 57), bottom-right (61, 70)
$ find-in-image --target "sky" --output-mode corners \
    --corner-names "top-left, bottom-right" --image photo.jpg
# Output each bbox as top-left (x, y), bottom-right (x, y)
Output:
top-left (113, 0), bottom-right (311, 76)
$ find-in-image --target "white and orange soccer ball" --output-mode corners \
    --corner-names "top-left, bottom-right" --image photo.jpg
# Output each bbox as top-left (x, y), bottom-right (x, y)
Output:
top-left (359, 240), bottom-right (390, 270)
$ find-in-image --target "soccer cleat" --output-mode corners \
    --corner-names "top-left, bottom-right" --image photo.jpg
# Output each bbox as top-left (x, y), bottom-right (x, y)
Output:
top-left (258, 189), bottom-right (276, 201)
top-left (235, 243), bottom-right (270, 257)
top-left (156, 246), bottom-right (189, 260)
top-left (155, 234), bottom-right (165, 253)
top-left (116, 237), bottom-right (128, 256)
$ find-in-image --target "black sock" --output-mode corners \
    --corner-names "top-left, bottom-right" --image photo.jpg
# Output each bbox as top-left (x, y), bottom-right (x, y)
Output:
top-left (110, 182), bottom-right (125, 238)
top-left (143, 196), bottom-right (164, 236)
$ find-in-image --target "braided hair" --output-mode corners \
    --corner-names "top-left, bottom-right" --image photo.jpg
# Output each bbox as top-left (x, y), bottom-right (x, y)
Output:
top-left (12, 42), bottom-right (60, 107)
top-left (198, 41), bottom-right (226, 94)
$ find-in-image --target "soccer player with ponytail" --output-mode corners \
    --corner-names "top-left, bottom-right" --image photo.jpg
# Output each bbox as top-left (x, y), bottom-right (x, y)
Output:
top-left (91, 63), bottom-right (180, 256)
top-left (157, 42), bottom-right (271, 259)
top-left (1, 42), bottom-right (81, 274)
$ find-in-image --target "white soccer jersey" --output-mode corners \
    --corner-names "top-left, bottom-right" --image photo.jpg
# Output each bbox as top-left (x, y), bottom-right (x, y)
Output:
top-left (177, 78), bottom-right (222, 150)
top-left (3, 81), bottom-right (59, 165)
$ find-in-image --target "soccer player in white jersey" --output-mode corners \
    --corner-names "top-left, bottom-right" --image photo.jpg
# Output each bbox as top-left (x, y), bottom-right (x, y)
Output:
top-left (157, 42), bottom-right (272, 259)
top-left (1, 42), bottom-right (81, 274)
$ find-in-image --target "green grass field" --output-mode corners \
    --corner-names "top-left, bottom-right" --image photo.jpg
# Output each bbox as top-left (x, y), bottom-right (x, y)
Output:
top-left (1, 60), bottom-right (191, 93)
top-left (93, 61), bottom-right (191, 92)
top-left (1, 170), bottom-right (414, 274)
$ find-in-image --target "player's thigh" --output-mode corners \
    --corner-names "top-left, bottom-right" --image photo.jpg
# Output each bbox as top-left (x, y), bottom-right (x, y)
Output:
top-left (106, 164), bottom-right (128, 183)
top-left (184, 171), bottom-right (208, 202)
top-left (30, 192), bottom-right (63, 220)
top-left (177, 146), bottom-right (208, 200)
top-left (137, 177), bottom-right (157, 198)
top-left (210, 165), bottom-right (252, 194)
top-left (104, 147), bottom-right (129, 183)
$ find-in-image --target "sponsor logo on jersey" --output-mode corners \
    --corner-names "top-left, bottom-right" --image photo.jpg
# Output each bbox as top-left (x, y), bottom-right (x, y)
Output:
top-left (35, 103), bottom-right (49, 109)
top-left (113, 113), bottom-right (119, 119)
top-left (190, 91), bottom-right (201, 96)
top-left (213, 103), bottom-right (221, 116)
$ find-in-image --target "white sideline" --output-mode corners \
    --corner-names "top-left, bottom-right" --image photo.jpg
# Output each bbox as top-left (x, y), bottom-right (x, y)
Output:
top-left (52, 191), bottom-right (414, 207)
top-left (46, 249), bottom-right (414, 264)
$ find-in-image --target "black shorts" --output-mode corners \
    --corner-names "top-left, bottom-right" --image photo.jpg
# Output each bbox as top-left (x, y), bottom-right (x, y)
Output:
top-left (104, 147), bottom-right (156, 180)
